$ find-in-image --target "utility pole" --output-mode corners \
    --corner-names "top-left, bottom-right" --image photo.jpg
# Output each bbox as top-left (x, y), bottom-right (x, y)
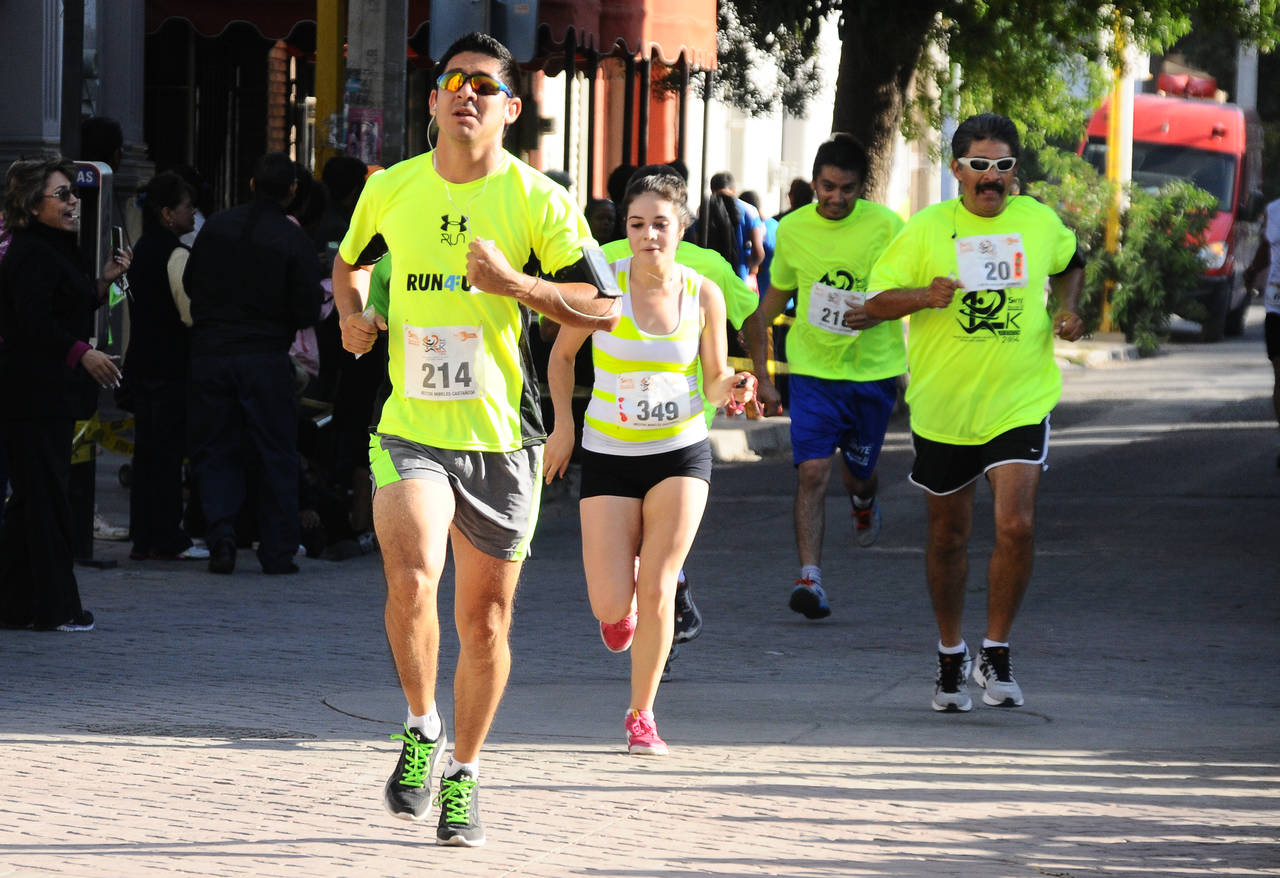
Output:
top-left (1102, 19), bottom-right (1135, 333)
top-left (314, 0), bottom-right (348, 173)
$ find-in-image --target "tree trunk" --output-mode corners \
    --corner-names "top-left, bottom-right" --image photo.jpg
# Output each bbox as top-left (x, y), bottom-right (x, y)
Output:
top-left (833, 3), bottom-right (941, 202)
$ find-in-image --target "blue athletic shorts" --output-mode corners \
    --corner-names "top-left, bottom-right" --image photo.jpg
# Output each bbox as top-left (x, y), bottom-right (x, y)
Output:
top-left (788, 374), bottom-right (898, 478)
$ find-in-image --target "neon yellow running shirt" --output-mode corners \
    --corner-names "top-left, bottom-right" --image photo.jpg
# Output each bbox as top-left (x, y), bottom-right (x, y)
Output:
top-left (771, 201), bottom-right (906, 382)
top-left (867, 196), bottom-right (1077, 444)
top-left (339, 152), bottom-right (593, 451)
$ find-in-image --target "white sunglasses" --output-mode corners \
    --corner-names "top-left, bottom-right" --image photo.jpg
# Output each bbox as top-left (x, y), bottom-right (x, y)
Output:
top-left (955, 156), bottom-right (1017, 173)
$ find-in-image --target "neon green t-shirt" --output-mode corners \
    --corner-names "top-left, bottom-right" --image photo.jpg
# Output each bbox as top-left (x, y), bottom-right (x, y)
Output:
top-left (339, 151), bottom-right (593, 451)
top-left (367, 255), bottom-right (390, 318)
top-left (867, 196), bottom-right (1077, 445)
top-left (770, 201), bottom-right (906, 382)
top-left (601, 238), bottom-right (752, 425)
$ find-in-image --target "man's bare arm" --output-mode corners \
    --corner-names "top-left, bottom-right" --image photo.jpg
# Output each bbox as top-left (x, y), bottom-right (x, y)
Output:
top-left (332, 253), bottom-right (380, 354)
top-left (466, 238), bottom-right (620, 331)
top-left (864, 277), bottom-right (960, 320)
top-left (1049, 266), bottom-right (1085, 341)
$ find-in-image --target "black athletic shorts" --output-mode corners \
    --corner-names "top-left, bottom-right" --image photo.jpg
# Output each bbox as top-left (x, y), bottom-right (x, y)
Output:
top-left (910, 418), bottom-right (1049, 496)
top-left (1266, 312), bottom-right (1280, 361)
top-left (579, 439), bottom-right (713, 500)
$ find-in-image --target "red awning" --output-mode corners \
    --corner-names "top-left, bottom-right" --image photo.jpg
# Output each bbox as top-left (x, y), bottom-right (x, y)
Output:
top-left (146, 0), bottom-right (716, 68)
top-left (147, 0), bottom-right (310, 39)
top-left (598, 0), bottom-right (716, 68)
top-left (540, 0), bottom-right (603, 53)
top-left (145, 0), bottom-right (432, 39)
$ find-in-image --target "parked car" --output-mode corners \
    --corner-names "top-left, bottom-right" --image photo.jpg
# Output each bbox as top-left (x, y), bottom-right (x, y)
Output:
top-left (1081, 81), bottom-right (1264, 340)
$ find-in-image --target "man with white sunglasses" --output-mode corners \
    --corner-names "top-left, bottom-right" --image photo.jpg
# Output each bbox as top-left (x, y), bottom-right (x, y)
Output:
top-left (865, 113), bottom-right (1085, 714)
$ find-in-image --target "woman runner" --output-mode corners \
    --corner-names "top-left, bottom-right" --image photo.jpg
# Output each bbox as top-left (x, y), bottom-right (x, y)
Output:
top-left (545, 166), bottom-right (755, 753)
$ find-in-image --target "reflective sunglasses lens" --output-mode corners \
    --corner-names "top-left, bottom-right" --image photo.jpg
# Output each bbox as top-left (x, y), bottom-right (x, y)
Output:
top-left (437, 71), bottom-right (508, 96)
top-left (470, 75), bottom-right (503, 96)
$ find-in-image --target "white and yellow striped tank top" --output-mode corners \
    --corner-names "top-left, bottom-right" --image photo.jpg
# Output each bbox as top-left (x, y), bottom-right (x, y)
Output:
top-left (582, 259), bottom-right (708, 456)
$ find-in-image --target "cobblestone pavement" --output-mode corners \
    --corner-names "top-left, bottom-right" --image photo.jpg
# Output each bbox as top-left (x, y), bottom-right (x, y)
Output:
top-left (2, 313), bottom-right (1278, 877)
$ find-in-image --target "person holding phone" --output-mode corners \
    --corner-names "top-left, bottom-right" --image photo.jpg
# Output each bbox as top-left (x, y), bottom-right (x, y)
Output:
top-left (544, 166), bottom-right (755, 755)
top-left (0, 156), bottom-right (129, 631)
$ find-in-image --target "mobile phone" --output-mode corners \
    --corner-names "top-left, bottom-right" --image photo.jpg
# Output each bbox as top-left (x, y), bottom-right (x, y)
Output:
top-left (110, 225), bottom-right (124, 256)
top-left (581, 245), bottom-right (623, 298)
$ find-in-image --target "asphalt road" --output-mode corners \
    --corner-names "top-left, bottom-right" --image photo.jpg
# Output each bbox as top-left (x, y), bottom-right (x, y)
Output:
top-left (1, 306), bottom-right (1276, 877)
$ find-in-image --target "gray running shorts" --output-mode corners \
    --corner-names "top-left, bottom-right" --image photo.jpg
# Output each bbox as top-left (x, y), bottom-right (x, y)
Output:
top-left (369, 434), bottom-right (543, 561)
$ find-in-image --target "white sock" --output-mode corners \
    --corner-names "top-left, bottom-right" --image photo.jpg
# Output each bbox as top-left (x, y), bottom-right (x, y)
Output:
top-left (982, 638), bottom-right (1009, 650)
top-left (444, 757), bottom-right (478, 779)
top-left (938, 640), bottom-right (968, 655)
top-left (407, 704), bottom-right (441, 740)
top-left (800, 565), bottom-right (822, 585)
top-left (851, 493), bottom-right (873, 509)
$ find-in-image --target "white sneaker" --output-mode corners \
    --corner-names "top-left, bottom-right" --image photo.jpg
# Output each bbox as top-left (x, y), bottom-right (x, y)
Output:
top-left (93, 513), bottom-right (129, 541)
top-left (932, 649), bottom-right (973, 712)
top-left (974, 646), bottom-right (1024, 707)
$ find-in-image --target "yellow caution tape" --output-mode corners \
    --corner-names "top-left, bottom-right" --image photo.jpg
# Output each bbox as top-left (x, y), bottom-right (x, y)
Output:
top-left (727, 356), bottom-right (790, 376)
top-left (71, 413), bottom-right (135, 463)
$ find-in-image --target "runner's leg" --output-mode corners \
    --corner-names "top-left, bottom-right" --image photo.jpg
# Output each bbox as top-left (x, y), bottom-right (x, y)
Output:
top-left (983, 462), bottom-right (1040, 642)
top-left (631, 476), bottom-right (709, 711)
top-left (449, 525), bottom-right (523, 763)
top-left (375, 478), bottom-right (454, 717)
top-left (925, 483), bottom-right (975, 646)
top-left (795, 456), bottom-right (833, 567)
top-left (580, 495), bottom-right (644, 623)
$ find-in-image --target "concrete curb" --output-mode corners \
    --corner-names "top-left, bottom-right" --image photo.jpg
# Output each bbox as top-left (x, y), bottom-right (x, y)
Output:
top-left (708, 413), bottom-right (791, 462)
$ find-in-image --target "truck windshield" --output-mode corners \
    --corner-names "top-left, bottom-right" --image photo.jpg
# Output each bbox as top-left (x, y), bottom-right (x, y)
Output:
top-left (1083, 139), bottom-right (1236, 212)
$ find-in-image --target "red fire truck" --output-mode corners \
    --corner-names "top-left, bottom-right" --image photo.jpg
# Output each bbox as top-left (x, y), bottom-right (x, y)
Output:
top-left (1081, 76), bottom-right (1264, 340)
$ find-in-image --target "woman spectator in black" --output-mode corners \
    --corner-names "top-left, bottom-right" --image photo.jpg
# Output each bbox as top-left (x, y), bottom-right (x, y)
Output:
top-left (124, 172), bottom-right (207, 561)
top-left (0, 157), bottom-right (128, 631)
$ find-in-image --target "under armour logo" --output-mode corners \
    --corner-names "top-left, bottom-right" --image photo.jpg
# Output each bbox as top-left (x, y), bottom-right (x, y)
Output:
top-left (440, 214), bottom-right (468, 246)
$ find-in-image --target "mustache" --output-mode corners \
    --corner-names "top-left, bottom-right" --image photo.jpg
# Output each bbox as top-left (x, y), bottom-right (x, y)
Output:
top-left (976, 181), bottom-right (1005, 195)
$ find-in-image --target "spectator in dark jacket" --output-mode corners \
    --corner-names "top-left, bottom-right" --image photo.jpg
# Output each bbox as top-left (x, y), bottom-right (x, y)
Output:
top-left (184, 152), bottom-right (323, 575)
top-left (0, 156), bottom-right (128, 631)
top-left (124, 172), bottom-right (206, 561)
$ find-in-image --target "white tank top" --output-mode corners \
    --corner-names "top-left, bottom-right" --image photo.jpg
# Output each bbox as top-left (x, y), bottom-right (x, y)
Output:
top-left (582, 259), bottom-right (708, 456)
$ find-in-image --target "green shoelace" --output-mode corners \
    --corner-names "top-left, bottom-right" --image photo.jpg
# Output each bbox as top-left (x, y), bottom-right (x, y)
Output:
top-left (435, 774), bottom-right (478, 823)
top-left (389, 725), bottom-right (434, 788)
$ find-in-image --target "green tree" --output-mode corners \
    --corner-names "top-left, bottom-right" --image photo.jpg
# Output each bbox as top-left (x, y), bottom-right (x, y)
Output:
top-left (717, 1), bottom-right (1280, 200)
top-left (1031, 148), bottom-right (1217, 355)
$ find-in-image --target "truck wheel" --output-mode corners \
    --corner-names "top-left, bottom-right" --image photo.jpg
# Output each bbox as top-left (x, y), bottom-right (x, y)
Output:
top-left (1201, 286), bottom-right (1228, 342)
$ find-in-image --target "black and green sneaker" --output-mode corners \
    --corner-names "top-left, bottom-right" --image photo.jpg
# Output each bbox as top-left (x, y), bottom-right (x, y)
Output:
top-left (383, 722), bottom-right (447, 822)
top-left (435, 767), bottom-right (485, 846)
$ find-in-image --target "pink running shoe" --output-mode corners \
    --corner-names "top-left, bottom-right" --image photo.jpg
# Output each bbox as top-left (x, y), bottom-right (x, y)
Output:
top-left (600, 611), bottom-right (637, 652)
top-left (625, 709), bottom-right (668, 755)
